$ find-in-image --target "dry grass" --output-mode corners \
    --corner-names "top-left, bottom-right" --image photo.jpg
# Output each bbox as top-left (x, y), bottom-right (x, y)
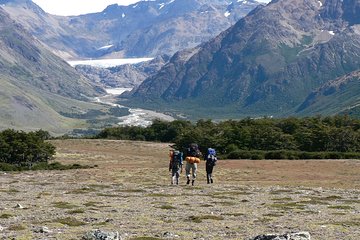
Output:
top-left (0, 139), bottom-right (359, 240)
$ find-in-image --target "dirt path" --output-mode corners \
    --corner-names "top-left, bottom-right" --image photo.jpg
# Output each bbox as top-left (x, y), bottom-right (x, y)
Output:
top-left (0, 139), bottom-right (359, 239)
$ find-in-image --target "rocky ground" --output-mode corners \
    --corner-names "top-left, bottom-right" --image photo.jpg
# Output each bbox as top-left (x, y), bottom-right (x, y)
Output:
top-left (0, 139), bottom-right (359, 240)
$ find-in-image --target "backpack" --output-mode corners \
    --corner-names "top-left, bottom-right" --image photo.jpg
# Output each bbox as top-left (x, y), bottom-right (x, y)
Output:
top-left (206, 154), bottom-right (217, 166)
top-left (206, 148), bottom-right (217, 166)
top-left (187, 143), bottom-right (201, 158)
top-left (171, 150), bottom-right (182, 170)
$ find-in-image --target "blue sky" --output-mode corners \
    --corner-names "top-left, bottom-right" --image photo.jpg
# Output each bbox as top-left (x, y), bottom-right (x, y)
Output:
top-left (32, 0), bottom-right (140, 16)
top-left (32, 0), bottom-right (271, 16)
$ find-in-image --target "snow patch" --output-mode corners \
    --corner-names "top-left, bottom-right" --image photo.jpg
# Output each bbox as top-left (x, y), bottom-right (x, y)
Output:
top-left (68, 58), bottom-right (153, 68)
top-left (97, 44), bottom-right (113, 50)
top-left (318, 1), bottom-right (323, 7)
top-left (224, 11), bottom-right (231, 17)
top-left (122, 13), bottom-right (125, 18)
top-left (328, 31), bottom-right (335, 35)
top-left (105, 88), bottom-right (132, 95)
top-left (159, 0), bottom-right (175, 10)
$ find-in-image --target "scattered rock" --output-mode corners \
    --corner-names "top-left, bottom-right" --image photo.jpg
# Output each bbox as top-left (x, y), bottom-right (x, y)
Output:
top-left (163, 231), bottom-right (179, 238)
top-left (251, 232), bottom-right (311, 240)
top-left (0, 225), bottom-right (4, 232)
top-left (15, 204), bottom-right (24, 209)
top-left (34, 226), bottom-right (52, 233)
top-left (82, 229), bottom-right (121, 240)
top-left (83, 217), bottom-right (99, 223)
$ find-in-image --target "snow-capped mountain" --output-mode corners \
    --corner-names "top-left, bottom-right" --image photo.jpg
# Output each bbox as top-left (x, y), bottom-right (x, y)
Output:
top-left (1, 0), bottom-right (263, 59)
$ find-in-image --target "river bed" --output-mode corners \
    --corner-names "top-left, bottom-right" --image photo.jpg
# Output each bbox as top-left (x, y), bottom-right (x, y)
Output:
top-left (95, 88), bottom-right (174, 127)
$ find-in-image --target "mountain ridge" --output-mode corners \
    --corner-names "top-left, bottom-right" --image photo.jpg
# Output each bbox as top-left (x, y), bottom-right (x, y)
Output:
top-left (1, 0), bottom-right (262, 59)
top-left (0, 8), bottom-right (105, 134)
top-left (123, 0), bottom-right (360, 119)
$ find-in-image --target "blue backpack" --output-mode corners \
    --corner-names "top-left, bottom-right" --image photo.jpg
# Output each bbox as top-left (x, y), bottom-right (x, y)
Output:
top-left (171, 150), bottom-right (183, 170)
top-left (206, 148), bottom-right (217, 166)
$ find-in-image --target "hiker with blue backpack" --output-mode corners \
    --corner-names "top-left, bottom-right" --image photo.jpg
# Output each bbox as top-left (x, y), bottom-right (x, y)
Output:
top-left (169, 149), bottom-right (183, 185)
top-left (205, 148), bottom-right (217, 184)
top-left (185, 143), bottom-right (202, 186)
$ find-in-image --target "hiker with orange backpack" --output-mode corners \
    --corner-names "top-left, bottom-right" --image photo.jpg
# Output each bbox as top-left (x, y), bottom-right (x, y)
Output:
top-left (185, 143), bottom-right (202, 186)
top-left (169, 149), bottom-right (183, 185)
top-left (205, 148), bottom-right (217, 184)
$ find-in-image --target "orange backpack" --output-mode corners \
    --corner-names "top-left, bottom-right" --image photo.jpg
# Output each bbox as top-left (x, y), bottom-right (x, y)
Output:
top-left (185, 156), bottom-right (200, 164)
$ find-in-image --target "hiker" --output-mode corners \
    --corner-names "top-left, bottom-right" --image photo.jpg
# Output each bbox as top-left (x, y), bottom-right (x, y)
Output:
top-left (205, 148), bottom-right (217, 184)
top-left (169, 149), bottom-right (183, 185)
top-left (185, 143), bottom-right (202, 186)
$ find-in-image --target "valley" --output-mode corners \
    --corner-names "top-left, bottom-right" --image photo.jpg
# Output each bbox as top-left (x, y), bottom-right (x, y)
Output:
top-left (0, 1), bottom-right (360, 239)
top-left (1, 0), bottom-right (360, 131)
top-left (0, 139), bottom-right (359, 239)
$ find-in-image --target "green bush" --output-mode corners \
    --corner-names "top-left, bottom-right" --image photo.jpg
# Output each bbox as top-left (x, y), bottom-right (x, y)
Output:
top-left (226, 150), bottom-right (360, 160)
top-left (227, 150), bottom-right (265, 160)
top-left (0, 129), bottom-right (55, 165)
top-left (0, 162), bottom-right (19, 171)
top-left (264, 150), bottom-right (300, 160)
top-left (0, 161), bottom-right (94, 172)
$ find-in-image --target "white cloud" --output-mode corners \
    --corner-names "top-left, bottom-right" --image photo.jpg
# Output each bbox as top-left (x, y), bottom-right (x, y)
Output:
top-left (32, 0), bottom-right (271, 16)
top-left (32, 0), bottom-right (141, 16)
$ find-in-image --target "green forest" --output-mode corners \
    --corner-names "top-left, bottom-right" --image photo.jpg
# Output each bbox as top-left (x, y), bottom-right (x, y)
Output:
top-left (97, 116), bottom-right (360, 159)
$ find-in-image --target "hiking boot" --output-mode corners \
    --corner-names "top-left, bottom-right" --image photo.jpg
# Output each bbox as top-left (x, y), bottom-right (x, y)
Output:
top-left (192, 180), bottom-right (195, 186)
top-left (210, 178), bottom-right (213, 184)
top-left (186, 177), bottom-right (190, 185)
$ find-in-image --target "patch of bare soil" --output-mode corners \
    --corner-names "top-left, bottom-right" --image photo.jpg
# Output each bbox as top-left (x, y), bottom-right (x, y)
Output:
top-left (0, 139), bottom-right (359, 240)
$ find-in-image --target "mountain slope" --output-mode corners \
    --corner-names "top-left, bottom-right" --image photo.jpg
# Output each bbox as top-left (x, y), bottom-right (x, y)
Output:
top-left (1, 0), bottom-right (261, 59)
top-left (124, 0), bottom-right (360, 119)
top-left (0, 0), bottom-right (90, 59)
top-left (0, 8), bottom-right (104, 134)
top-left (298, 70), bottom-right (360, 116)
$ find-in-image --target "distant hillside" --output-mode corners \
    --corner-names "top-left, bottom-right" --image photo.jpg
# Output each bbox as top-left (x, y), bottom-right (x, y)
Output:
top-left (1, 0), bottom-right (262, 58)
top-left (298, 71), bottom-right (360, 116)
top-left (0, 8), bottom-right (105, 134)
top-left (123, 0), bottom-right (360, 119)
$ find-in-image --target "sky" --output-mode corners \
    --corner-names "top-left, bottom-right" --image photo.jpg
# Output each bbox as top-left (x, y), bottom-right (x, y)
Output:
top-left (32, 0), bottom-right (141, 16)
top-left (32, 0), bottom-right (271, 16)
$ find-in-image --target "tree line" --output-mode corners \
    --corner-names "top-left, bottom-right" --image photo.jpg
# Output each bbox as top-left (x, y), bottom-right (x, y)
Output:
top-left (96, 116), bottom-right (360, 159)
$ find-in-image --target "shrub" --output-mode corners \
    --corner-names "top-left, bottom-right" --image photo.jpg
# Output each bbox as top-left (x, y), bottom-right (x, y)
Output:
top-left (265, 150), bottom-right (300, 160)
top-left (227, 150), bottom-right (265, 160)
top-left (0, 129), bottom-right (55, 165)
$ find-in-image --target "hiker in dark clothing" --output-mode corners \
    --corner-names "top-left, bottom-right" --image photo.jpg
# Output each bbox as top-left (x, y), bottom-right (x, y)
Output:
top-left (169, 149), bottom-right (183, 185)
top-left (205, 148), bottom-right (217, 184)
